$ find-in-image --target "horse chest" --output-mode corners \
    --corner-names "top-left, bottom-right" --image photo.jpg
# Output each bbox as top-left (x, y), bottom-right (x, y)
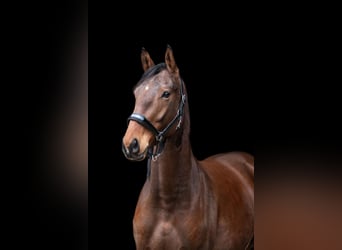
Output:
top-left (150, 221), bottom-right (183, 247)
top-left (134, 209), bottom-right (210, 250)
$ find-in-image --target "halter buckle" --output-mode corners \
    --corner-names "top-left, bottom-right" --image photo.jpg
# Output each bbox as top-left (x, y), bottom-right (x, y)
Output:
top-left (156, 133), bottom-right (163, 142)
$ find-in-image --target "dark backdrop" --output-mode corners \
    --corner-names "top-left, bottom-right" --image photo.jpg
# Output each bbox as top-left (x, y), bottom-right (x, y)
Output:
top-left (90, 10), bottom-right (341, 249)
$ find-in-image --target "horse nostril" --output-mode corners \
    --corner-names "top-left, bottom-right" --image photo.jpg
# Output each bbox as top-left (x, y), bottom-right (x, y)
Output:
top-left (122, 141), bottom-right (129, 156)
top-left (130, 138), bottom-right (139, 154)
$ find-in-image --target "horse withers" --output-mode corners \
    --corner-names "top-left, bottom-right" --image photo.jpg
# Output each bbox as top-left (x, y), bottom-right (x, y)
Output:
top-left (122, 46), bottom-right (254, 250)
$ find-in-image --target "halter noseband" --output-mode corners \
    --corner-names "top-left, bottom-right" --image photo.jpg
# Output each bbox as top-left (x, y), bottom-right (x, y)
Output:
top-left (127, 79), bottom-right (186, 160)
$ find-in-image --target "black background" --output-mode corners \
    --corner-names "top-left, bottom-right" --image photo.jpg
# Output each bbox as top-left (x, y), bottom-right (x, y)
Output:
top-left (7, 2), bottom-right (341, 250)
top-left (90, 7), bottom-right (341, 250)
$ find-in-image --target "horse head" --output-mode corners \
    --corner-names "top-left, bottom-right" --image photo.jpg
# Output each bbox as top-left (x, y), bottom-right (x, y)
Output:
top-left (122, 46), bottom-right (186, 161)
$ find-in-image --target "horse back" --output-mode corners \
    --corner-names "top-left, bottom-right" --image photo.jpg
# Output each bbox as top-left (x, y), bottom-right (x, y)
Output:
top-left (201, 151), bottom-right (254, 192)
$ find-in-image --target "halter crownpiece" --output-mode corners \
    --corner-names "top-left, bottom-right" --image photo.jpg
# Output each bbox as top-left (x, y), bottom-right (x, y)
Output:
top-left (127, 79), bottom-right (186, 160)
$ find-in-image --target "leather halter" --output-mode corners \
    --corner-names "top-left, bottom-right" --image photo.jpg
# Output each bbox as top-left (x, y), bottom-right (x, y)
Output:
top-left (127, 79), bottom-right (186, 162)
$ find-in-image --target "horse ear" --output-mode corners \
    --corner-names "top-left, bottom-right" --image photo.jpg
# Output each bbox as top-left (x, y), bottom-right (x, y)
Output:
top-left (141, 47), bottom-right (155, 72)
top-left (165, 45), bottom-right (179, 75)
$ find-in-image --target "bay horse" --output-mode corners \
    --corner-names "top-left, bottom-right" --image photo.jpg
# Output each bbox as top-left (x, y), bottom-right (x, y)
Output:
top-left (122, 46), bottom-right (254, 250)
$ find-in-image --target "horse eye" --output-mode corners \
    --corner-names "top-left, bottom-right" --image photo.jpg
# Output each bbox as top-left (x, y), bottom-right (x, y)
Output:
top-left (161, 91), bottom-right (170, 98)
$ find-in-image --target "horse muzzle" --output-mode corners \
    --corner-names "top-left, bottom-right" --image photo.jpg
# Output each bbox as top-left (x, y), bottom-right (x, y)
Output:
top-left (122, 138), bottom-right (148, 161)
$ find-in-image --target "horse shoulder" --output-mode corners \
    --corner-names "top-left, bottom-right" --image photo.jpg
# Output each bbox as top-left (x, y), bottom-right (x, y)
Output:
top-left (199, 151), bottom-right (254, 201)
top-left (197, 151), bottom-right (254, 248)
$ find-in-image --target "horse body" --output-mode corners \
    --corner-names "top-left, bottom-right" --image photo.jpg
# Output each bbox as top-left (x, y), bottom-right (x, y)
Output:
top-left (134, 150), bottom-right (253, 250)
top-left (122, 46), bottom-right (254, 250)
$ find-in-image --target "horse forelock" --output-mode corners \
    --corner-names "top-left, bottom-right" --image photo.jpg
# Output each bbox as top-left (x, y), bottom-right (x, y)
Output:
top-left (133, 63), bottom-right (166, 90)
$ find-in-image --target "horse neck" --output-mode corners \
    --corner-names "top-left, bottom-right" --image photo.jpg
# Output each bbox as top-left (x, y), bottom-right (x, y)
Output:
top-left (148, 105), bottom-right (197, 208)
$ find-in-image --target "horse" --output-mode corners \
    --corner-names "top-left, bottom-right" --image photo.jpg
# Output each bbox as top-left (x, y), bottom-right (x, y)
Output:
top-left (122, 45), bottom-right (254, 250)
